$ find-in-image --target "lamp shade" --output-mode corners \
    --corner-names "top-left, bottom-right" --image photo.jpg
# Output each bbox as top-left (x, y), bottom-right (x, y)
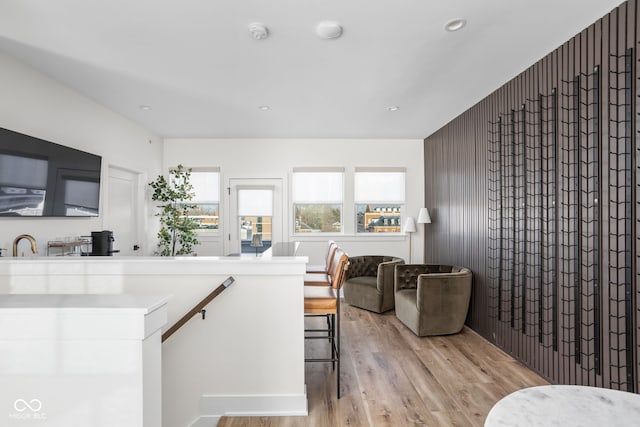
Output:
top-left (403, 217), bottom-right (417, 233)
top-left (417, 208), bottom-right (431, 224)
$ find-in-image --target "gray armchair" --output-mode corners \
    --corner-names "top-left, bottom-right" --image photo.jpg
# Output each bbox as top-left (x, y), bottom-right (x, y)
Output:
top-left (394, 264), bottom-right (472, 336)
top-left (343, 255), bottom-right (404, 313)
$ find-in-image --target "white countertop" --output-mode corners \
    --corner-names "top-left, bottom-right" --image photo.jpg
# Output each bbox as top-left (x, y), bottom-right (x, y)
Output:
top-left (0, 254), bottom-right (306, 262)
top-left (0, 255), bottom-right (308, 276)
top-left (0, 293), bottom-right (171, 313)
top-left (485, 385), bottom-right (640, 426)
top-left (0, 294), bottom-right (171, 340)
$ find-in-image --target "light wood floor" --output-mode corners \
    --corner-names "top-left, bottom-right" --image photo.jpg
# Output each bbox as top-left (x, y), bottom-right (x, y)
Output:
top-left (218, 303), bottom-right (548, 427)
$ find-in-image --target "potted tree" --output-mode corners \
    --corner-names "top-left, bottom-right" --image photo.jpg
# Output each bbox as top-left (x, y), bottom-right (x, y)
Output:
top-left (149, 164), bottom-right (199, 256)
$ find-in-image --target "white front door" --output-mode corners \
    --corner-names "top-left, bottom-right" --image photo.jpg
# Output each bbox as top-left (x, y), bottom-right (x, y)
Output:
top-left (106, 166), bottom-right (141, 256)
top-left (226, 178), bottom-right (283, 255)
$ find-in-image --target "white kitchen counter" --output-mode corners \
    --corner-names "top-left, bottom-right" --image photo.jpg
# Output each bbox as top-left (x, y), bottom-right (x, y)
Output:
top-left (0, 255), bottom-right (307, 277)
top-left (0, 255), bottom-right (309, 427)
top-left (0, 293), bottom-right (170, 427)
top-left (0, 292), bottom-right (170, 311)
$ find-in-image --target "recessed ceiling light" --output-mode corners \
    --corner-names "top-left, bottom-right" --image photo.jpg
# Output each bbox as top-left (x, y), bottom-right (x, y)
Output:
top-left (258, 105), bottom-right (270, 111)
top-left (387, 106), bottom-right (400, 112)
top-left (139, 105), bottom-right (152, 111)
top-left (248, 23), bottom-right (269, 40)
top-left (315, 21), bottom-right (343, 39)
top-left (444, 18), bottom-right (466, 32)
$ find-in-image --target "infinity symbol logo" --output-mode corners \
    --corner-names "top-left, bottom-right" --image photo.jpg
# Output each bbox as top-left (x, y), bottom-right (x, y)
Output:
top-left (13, 399), bottom-right (42, 412)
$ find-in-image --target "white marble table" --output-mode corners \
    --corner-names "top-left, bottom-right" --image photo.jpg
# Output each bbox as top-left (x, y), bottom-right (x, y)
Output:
top-left (485, 385), bottom-right (640, 426)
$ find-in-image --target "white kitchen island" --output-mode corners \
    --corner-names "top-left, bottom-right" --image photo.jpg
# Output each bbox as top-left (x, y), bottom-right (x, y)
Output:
top-left (0, 294), bottom-right (169, 427)
top-left (0, 255), bottom-right (308, 427)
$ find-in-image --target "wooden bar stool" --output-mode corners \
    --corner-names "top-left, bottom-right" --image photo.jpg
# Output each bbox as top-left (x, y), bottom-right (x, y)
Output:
top-left (306, 240), bottom-right (337, 274)
top-left (304, 244), bottom-right (343, 286)
top-left (304, 250), bottom-right (349, 399)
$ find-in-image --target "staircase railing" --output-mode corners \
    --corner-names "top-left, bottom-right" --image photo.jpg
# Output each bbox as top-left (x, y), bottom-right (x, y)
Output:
top-left (161, 276), bottom-right (235, 343)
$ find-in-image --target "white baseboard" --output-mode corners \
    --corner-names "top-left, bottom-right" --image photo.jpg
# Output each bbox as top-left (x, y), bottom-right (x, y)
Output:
top-left (188, 415), bottom-right (220, 427)
top-left (188, 390), bottom-right (308, 427)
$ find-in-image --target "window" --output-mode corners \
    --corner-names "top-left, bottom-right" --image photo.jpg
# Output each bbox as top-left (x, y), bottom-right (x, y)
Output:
top-left (292, 168), bottom-right (343, 233)
top-left (238, 187), bottom-right (273, 253)
top-left (189, 168), bottom-right (220, 233)
top-left (354, 168), bottom-right (405, 233)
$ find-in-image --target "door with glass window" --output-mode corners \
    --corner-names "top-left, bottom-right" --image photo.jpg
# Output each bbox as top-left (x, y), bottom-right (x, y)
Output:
top-left (227, 179), bottom-right (283, 255)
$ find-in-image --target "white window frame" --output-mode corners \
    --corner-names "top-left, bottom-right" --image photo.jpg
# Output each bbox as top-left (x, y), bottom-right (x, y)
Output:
top-left (292, 167), bottom-right (344, 235)
top-left (187, 167), bottom-right (221, 235)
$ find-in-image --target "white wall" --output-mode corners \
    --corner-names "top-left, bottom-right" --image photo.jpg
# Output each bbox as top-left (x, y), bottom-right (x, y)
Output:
top-left (0, 51), bottom-right (424, 261)
top-left (0, 52), bottom-right (163, 255)
top-left (164, 138), bottom-right (425, 263)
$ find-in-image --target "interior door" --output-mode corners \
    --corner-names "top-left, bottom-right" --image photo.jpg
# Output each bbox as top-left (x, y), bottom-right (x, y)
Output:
top-left (227, 178), bottom-right (283, 255)
top-left (106, 166), bottom-right (141, 256)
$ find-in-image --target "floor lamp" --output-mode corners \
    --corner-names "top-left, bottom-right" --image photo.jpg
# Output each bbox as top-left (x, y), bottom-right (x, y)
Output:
top-left (417, 208), bottom-right (431, 263)
top-left (403, 217), bottom-right (417, 263)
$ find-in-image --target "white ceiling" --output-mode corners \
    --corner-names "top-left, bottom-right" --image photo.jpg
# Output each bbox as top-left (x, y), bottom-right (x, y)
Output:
top-left (0, 0), bottom-right (625, 139)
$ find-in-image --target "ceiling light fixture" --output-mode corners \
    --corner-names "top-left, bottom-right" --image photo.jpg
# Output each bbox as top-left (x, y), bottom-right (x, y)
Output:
top-left (139, 105), bottom-right (152, 111)
top-left (248, 23), bottom-right (269, 40)
top-left (258, 105), bottom-right (270, 111)
top-left (315, 21), bottom-right (343, 39)
top-left (387, 106), bottom-right (400, 112)
top-left (445, 18), bottom-right (466, 32)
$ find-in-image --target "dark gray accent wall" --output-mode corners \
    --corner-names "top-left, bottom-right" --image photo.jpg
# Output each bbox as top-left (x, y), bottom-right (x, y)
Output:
top-left (424, 0), bottom-right (640, 390)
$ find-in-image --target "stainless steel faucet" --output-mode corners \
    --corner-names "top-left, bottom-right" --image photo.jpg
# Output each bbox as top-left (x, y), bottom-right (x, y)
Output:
top-left (13, 234), bottom-right (38, 257)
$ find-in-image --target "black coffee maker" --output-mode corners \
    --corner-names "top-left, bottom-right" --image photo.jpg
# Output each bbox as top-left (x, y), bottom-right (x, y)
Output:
top-left (91, 230), bottom-right (119, 256)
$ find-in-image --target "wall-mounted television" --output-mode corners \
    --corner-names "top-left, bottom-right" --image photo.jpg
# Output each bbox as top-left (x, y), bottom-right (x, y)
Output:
top-left (0, 127), bottom-right (101, 217)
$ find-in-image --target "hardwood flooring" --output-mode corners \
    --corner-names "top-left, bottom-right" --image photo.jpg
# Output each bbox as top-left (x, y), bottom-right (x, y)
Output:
top-left (218, 303), bottom-right (548, 427)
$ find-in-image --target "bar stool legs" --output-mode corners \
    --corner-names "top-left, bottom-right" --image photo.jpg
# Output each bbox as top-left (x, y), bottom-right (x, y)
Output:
top-left (304, 311), bottom-right (341, 398)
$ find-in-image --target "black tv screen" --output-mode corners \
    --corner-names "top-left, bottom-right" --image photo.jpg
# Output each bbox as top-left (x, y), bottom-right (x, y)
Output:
top-left (0, 127), bottom-right (101, 217)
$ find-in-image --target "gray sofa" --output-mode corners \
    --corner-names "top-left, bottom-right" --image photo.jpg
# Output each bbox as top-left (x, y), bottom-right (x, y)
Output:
top-left (394, 264), bottom-right (472, 336)
top-left (343, 255), bottom-right (404, 313)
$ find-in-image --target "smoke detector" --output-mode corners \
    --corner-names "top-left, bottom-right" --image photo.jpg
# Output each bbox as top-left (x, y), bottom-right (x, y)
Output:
top-left (248, 23), bottom-right (269, 40)
top-left (315, 21), bottom-right (343, 39)
top-left (445, 19), bottom-right (466, 32)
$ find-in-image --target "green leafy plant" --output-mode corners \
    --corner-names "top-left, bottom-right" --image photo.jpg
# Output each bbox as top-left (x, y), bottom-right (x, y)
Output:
top-left (149, 164), bottom-right (199, 256)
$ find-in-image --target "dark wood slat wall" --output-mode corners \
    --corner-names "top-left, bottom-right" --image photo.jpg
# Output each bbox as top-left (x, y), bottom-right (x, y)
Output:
top-left (423, 0), bottom-right (639, 390)
top-left (634, 0), bottom-right (640, 395)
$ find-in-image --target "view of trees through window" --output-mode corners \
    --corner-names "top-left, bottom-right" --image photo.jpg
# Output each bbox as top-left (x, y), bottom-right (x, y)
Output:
top-left (187, 170), bottom-right (220, 232)
top-left (292, 169), bottom-right (343, 233)
top-left (189, 203), bottom-right (219, 231)
top-left (294, 204), bottom-right (341, 233)
top-left (179, 168), bottom-right (406, 235)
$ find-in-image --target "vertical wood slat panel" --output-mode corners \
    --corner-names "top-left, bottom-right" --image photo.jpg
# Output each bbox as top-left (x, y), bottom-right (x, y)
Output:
top-left (423, 0), bottom-right (637, 389)
top-left (601, 6), bottom-right (612, 391)
top-left (622, 4), bottom-right (636, 392)
top-left (540, 50), bottom-right (550, 382)
top-left (579, 27), bottom-right (587, 387)
top-left (594, 14), bottom-right (604, 390)
top-left (633, 0), bottom-right (640, 394)
top-left (551, 44), bottom-right (560, 385)
top-left (585, 21), bottom-right (599, 388)
top-left (561, 34), bottom-right (573, 387)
